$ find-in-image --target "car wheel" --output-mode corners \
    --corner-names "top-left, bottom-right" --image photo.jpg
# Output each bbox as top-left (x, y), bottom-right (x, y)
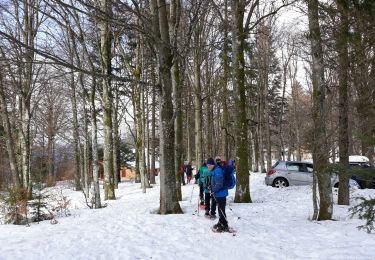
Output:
top-left (272, 178), bottom-right (289, 188)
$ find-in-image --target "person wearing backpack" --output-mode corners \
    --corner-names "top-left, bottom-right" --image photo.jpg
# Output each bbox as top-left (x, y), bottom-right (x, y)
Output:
top-left (203, 158), bottom-right (216, 219)
top-left (209, 158), bottom-right (236, 232)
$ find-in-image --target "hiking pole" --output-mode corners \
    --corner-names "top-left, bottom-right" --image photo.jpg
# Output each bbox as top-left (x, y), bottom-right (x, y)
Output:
top-left (227, 203), bottom-right (241, 220)
top-left (197, 196), bottom-right (201, 215)
top-left (189, 185), bottom-right (195, 203)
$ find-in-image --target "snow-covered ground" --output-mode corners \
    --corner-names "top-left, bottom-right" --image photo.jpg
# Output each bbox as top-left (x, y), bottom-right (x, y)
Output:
top-left (1, 173), bottom-right (375, 260)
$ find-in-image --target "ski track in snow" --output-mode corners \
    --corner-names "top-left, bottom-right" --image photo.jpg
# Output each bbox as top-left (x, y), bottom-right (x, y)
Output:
top-left (1, 173), bottom-right (375, 260)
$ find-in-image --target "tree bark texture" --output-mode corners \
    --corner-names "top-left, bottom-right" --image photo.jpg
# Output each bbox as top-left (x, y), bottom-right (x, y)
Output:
top-left (307, 0), bottom-right (333, 220)
top-left (90, 79), bottom-right (102, 208)
top-left (0, 77), bottom-right (21, 188)
top-left (152, 0), bottom-right (182, 214)
top-left (100, 0), bottom-right (115, 200)
top-left (337, 0), bottom-right (350, 206)
top-left (170, 0), bottom-right (183, 201)
top-left (231, 0), bottom-right (251, 203)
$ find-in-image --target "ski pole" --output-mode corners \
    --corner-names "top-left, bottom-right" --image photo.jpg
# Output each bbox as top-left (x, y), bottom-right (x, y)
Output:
top-left (189, 185), bottom-right (195, 203)
top-left (227, 203), bottom-right (241, 220)
top-left (197, 196), bottom-right (200, 215)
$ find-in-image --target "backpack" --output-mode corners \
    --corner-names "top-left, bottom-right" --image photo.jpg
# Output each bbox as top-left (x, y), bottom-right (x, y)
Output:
top-left (222, 164), bottom-right (236, 189)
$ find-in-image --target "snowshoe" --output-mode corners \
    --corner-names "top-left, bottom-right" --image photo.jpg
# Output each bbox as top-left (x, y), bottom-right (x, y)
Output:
top-left (212, 224), bottom-right (236, 235)
top-left (204, 213), bottom-right (216, 220)
top-left (212, 223), bottom-right (221, 229)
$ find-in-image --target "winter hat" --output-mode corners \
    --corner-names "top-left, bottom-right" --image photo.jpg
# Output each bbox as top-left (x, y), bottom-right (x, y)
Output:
top-left (206, 157), bottom-right (215, 166)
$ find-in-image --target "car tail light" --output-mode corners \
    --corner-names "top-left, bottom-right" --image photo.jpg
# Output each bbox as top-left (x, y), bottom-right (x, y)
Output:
top-left (267, 169), bottom-right (276, 176)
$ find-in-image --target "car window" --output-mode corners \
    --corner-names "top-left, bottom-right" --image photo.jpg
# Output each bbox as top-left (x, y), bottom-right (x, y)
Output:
top-left (306, 164), bottom-right (313, 173)
top-left (272, 161), bottom-right (280, 169)
top-left (286, 163), bottom-right (303, 172)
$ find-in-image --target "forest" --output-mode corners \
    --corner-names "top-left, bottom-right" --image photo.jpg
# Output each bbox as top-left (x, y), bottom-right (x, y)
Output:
top-left (0, 0), bottom-right (374, 227)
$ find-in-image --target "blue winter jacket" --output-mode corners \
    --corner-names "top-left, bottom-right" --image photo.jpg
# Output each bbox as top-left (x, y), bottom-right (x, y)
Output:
top-left (210, 165), bottom-right (228, 198)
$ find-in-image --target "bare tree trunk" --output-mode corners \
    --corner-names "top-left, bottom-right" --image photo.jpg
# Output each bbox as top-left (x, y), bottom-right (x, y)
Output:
top-left (260, 25), bottom-right (272, 170)
top-left (307, 0), bottom-right (332, 220)
top-left (70, 73), bottom-right (82, 191)
top-left (186, 93), bottom-right (192, 165)
top-left (221, 0), bottom-right (230, 161)
top-left (145, 81), bottom-right (151, 186)
top-left (257, 96), bottom-right (266, 173)
top-left (279, 54), bottom-right (288, 161)
top-left (47, 130), bottom-right (55, 180)
top-left (134, 35), bottom-right (146, 193)
top-left (312, 169), bottom-right (318, 220)
top-left (100, 0), bottom-right (115, 200)
top-left (170, 0), bottom-right (183, 200)
top-left (19, 0), bottom-right (37, 198)
top-left (289, 61), bottom-right (302, 161)
top-left (151, 0), bottom-right (182, 214)
top-left (83, 102), bottom-right (90, 195)
top-left (337, 0), bottom-right (350, 205)
top-left (0, 77), bottom-right (21, 188)
top-left (150, 66), bottom-right (157, 185)
top-left (19, 86), bottom-right (30, 192)
top-left (143, 76), bottom-right (151, 189)
top-left (253, 127), bottom-right (260, 172)
top-left (257, 24), bottom-right (271, 172)
top-left (194, 40), bottom-right (203, 166)
top-left (172, 57), bottom-right (183, 199)
top-left (67, 7), bottom-right (101, 206)
top-left (90, 78), bottom-right (101, 208)
top-left (112, 87), bottom-right (120, 189)
top-left (205, 58), bottom-right (214, 157)
top-left (231, 0), bottom-right (251, 203)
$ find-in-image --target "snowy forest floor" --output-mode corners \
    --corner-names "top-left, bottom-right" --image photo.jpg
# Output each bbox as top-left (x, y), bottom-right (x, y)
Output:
top-left (1, 172), bottom-right (375, 260)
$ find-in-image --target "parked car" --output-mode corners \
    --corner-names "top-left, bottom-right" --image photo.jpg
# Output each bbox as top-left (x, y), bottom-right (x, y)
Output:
top-left (265, 160), bottom-right (360, 188)
top-left (348, 164), bottom-right (375, 189)
top-left (337, 155), bottom-right (375, 189)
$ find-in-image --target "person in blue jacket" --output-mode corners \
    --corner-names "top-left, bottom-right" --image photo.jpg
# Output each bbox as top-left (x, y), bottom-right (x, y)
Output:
top-left (207, 157), bottom-right (229, 232)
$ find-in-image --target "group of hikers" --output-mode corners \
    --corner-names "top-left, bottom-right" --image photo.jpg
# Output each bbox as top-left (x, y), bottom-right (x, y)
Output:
top-left (186, 157), bottom-right (236, 233)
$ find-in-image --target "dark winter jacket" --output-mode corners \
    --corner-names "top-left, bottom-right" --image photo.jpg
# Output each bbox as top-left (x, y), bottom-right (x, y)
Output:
top-left (227, 160), bottom-right (235, 174)
top-left (185, 164), bottom-right (193, 176)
